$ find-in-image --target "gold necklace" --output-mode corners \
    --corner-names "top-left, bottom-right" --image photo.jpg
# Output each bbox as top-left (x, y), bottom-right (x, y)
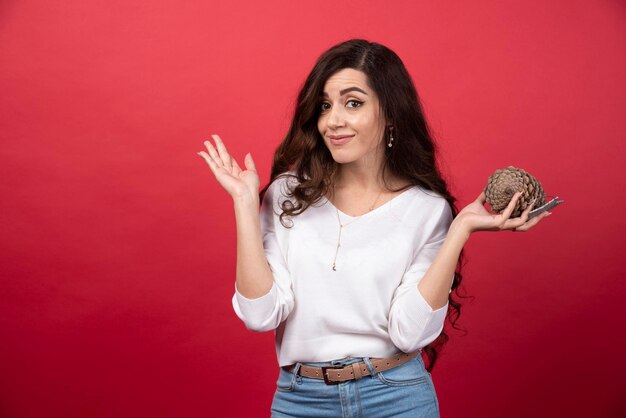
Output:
top-left (331, 188), bottom-right (384, 271)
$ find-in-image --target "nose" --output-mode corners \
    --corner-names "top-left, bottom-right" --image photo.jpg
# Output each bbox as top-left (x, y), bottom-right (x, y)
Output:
top-left (326, 104), bottom-right (345, 129)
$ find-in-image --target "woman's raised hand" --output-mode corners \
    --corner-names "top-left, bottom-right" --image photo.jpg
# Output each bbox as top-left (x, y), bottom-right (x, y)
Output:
top-left (197, 134), bottom-right (260, 202)
top-left (456, 190), bottom-right (552, 234)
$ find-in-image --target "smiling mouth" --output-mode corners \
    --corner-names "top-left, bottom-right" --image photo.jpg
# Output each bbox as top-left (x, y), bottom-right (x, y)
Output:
top-left (329, 135), bottom-right (354, 145)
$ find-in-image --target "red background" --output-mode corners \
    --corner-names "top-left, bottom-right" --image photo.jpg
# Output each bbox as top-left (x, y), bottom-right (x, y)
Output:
top-left (1, 1), bottom-right (625, 417)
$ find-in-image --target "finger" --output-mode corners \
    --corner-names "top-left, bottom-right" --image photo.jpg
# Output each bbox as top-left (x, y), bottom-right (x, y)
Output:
top-left (231, 157), bottom-right (243, 176)
top-left (197, 150), bottom-right (220, 175)
top-left (514, 211), bottom-right (550, 232)
top-left (500, 191), bottom-right (523, 221)
top-left (513, 204), bottom-right (546, 232)
top-left (244, 152), bottom-right (257, 172)
top-left (212, 134), bottom-right (233, 170)
top-left (204, 140), bottom-right (224, 167)
top-left (516, 197), bottom-right (537, 225)
top-left (507, 217), bottom-right (527, 230)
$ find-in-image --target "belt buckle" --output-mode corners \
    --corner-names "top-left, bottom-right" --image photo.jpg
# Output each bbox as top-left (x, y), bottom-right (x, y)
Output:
top-left (321, 365), bottom-right (344, 385)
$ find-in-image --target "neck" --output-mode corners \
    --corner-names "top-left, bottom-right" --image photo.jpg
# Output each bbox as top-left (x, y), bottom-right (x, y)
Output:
top-left (334, 165), bottom-right (384, 192)
top-left (333, 148), bottom-right (387, 192)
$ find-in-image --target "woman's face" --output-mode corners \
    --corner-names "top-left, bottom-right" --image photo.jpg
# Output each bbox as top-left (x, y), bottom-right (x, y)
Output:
top-left (317, 68), bottom-right (386, 168)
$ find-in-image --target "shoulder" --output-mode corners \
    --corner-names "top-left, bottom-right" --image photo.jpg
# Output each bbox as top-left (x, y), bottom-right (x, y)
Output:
top-left (266, 170), bottom-right (299, 199)
top-left (262, 171), bottom-right (302, 217)
top-left (412, 186), bottom-right (451, 212)
top-left (393, 185), bottom-right (452, 227)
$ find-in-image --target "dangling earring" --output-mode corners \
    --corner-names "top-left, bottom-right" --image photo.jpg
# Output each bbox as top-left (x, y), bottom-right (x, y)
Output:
top-left (387, 126), bottom-right (395, 148)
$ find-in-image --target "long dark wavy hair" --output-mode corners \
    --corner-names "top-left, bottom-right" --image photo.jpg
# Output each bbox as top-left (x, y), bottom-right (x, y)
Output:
top-left (259, 39), bottom-right (469, 373)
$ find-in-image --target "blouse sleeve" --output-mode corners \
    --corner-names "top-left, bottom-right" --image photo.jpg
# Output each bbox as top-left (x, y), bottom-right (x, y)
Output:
top-left (387, 198), bottom-right (454, 352)
top-left (231, 176), bottom-right (295, 332)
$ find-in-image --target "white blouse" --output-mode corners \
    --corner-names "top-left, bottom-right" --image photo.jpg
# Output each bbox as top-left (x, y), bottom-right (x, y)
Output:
top-left (232, 172), bottom-right (454, 367)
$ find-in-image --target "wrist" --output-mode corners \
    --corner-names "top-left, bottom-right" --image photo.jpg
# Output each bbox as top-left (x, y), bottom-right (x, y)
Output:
top-left (233, 192), bottom-right (260, 210)
top-left (449, 217), bottom-right (472, 242)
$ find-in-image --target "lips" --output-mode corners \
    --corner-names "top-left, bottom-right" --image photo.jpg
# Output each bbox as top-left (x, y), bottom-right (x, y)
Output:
top-left (328, 135), bottom-right (354, 145)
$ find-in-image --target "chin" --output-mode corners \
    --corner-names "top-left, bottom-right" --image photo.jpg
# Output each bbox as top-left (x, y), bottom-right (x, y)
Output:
top-left (329, 152), bottom-right (357, 165)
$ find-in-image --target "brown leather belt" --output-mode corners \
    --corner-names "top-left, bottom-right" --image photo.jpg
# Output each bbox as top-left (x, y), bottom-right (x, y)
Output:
top-left (283, 351), bottom-right (420, 385)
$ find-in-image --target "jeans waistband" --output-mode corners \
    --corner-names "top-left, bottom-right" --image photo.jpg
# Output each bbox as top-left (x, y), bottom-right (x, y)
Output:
top-left (298, 349), bottom-right (422, 368)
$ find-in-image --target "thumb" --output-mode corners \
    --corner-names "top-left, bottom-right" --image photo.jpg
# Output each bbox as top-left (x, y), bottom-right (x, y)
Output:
top-left (244, 152), bottom-right (257, 171)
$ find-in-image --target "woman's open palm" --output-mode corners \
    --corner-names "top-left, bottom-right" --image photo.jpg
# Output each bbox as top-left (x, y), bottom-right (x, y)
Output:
top-left (457, 190), bottom-right (551, 233)
top-left (197, 134), bottom-right (260, 201)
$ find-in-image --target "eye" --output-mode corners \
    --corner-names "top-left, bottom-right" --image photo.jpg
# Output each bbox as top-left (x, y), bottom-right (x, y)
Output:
top-left (320, 102), bottom-right (331, 112)
top-left (346, 99), bottom-right (363, 109)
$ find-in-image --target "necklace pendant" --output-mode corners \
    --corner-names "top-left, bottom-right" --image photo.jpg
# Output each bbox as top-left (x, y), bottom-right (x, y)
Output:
top-left (331, 190), bottom-right (384, 272)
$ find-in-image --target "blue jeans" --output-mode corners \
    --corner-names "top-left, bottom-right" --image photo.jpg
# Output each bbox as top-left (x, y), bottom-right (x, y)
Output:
top-left (270, 352), bottom-right (440, 417)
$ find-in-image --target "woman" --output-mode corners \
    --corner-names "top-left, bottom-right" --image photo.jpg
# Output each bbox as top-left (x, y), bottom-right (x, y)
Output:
top-left (198, 39), bottom-right (550, 418)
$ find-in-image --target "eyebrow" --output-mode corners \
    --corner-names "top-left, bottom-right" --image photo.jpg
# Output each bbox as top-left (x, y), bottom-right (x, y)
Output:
top-left (321, 87), bottom-right (369, 97)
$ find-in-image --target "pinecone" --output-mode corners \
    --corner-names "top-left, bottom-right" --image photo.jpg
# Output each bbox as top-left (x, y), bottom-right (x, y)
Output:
top-left (483, 166), bottom-right (546, 217)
